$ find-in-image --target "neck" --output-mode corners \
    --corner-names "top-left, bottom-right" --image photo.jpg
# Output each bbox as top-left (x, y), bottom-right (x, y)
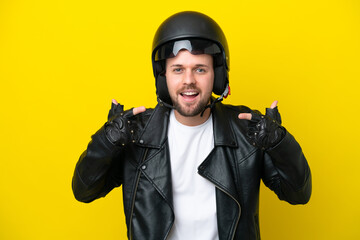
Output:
top-left (173, 108), bottom-right (211, 126)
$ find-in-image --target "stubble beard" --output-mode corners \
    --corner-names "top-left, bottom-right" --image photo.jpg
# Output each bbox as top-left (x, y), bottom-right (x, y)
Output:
top-left (172, 90), bottom-right (211, 117)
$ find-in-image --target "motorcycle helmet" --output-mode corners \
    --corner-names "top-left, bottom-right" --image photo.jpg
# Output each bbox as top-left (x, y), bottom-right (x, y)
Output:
top-left (152, 11), bottom-right (230, 106)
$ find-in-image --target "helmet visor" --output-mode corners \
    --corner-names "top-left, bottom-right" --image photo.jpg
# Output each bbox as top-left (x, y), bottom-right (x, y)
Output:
top-left (154, 39), bottom-right (221, 61)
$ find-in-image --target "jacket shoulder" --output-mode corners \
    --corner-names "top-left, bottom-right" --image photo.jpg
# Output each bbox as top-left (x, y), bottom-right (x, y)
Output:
top-left (220, 103), bottom-right (253, 115)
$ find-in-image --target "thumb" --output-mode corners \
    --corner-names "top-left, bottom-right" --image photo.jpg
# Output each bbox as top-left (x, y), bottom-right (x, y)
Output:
top-left (266, 101), bottom-right (282, 124)
top-left (112, 99), bottom-right (118, 105)
top-left (133, 106), bottom-right (146, 115)
top-left (270, 100), bottom-right (278, 109)
top-left (238, 113), bottom-right (252, 120)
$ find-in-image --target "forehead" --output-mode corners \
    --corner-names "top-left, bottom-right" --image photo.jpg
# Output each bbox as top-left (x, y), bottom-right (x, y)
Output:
top-left (166, 50), bottom-right (213, 67)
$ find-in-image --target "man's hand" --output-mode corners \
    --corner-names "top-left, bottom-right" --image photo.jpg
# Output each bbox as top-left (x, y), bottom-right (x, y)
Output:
top-left (111, 99), bottom-right (146, 116)
top-left (105, 99), bottom-right (146, 146)
top-left (238, 101), bottom-right (285, 150)
top-left (238, 101), bottom-right (278, 120)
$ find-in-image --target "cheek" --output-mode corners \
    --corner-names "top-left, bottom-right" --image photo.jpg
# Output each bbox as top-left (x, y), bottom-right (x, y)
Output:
top-left (202, 75), bottom-right (214, 93)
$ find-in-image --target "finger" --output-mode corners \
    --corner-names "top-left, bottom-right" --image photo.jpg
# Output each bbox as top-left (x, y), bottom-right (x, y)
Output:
top-left (270, 100), bottom-right (278, 109)
top-left (108, 100), bottom-right (124, 120)
top-left (266, 101), bottom-right (282, 124)
top-left (133, 106), bottom-right (146, 115)
top-left (238, 113), bottom-right (252, 120)
top-left (112, 99), bottom-right (118, 105)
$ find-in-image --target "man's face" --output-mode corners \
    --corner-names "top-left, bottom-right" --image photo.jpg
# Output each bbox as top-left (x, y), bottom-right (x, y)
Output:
top-left (165, 50), bottom-right (214, 117)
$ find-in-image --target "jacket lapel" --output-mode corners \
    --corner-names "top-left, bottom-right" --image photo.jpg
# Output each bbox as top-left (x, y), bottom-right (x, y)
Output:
top-left (199, 103), bottom-right (243, 240)
top-left (136, 104), bottom-right (173, 209)
top-left (212, 101), bottom-right (238, 148)
top-left (199, 102), bottom-right (239, 198)
top-left (140, 143), bottom-right (173, 209)
top-left (136, 104), bottom-right (170, 149)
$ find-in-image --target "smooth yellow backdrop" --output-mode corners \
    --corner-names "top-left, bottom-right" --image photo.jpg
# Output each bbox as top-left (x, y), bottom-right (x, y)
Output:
top-left (1, 0), bottom-right (359, 239)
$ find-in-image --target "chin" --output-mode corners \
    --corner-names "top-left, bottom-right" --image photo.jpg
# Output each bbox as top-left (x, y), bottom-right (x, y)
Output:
top-left (174, 101), bottom-right (208, 117)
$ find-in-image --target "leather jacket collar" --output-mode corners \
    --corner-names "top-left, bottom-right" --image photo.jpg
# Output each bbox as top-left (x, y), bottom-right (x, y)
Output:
top-left (137, 102), bottom-right (238, 149)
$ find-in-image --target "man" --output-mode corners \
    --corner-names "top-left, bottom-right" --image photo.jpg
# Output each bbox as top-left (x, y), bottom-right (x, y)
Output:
top-left (72, 11), bottom-right (312, 240)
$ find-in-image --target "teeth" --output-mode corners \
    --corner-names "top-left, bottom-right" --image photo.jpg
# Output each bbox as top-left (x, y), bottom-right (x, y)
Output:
top-left (182, 92), bottom-right (197, 96)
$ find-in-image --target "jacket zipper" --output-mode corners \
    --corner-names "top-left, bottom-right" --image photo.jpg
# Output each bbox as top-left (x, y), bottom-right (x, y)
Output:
top-left (129, 148), bottom-right (149, 240)
top-left (215, 185), bottom-right (241, 240)
top-left (199, 171), bottom-right (241, 240)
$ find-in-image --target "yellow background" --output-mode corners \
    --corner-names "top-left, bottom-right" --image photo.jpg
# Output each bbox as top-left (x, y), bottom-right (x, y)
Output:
top-left (1, 0), bottom-right (359, 239)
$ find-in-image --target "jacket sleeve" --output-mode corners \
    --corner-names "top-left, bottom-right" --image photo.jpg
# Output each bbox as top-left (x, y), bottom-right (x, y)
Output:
top-left (262, 130), bottom-right (312, 204)
top-left (72, 125), bottom-right (124, 203)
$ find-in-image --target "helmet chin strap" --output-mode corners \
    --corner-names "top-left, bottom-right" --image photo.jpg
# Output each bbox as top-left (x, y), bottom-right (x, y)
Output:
top-left (157, 96), bottom-right (175, 109)
top-left (200, 84), bottom-right (229, 117)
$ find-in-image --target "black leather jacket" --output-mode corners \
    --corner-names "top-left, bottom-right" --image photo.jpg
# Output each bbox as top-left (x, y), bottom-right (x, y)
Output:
top-left (72, 102), bottom-right (312, 240)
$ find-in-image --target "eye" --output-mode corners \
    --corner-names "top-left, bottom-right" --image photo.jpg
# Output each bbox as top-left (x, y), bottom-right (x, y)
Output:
top-left (173, 68), bottom-right (183, 73)
top-left (195, 68), bottom-right (206, 73)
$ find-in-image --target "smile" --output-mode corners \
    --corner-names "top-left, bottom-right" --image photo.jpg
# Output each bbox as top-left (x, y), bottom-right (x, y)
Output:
top-left (181, 92), bottom-right (199, 96)
top-left (180, 91), bottom-right (199, 102)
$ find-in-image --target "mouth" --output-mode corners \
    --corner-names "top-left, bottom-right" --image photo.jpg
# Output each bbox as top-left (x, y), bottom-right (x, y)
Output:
top-left (180, 91), bottom-right (199, 102)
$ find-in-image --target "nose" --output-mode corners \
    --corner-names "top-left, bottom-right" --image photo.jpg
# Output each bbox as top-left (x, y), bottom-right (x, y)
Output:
top-left (183, 70), bottom-right (196, 85)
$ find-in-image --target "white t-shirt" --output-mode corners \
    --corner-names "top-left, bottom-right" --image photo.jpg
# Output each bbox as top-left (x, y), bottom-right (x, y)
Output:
top-left (167, 110), bottom-right (219, 240)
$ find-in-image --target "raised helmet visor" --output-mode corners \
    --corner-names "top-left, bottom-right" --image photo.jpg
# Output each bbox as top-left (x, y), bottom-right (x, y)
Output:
top-left (154, 39), bottom-right (221, 61)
